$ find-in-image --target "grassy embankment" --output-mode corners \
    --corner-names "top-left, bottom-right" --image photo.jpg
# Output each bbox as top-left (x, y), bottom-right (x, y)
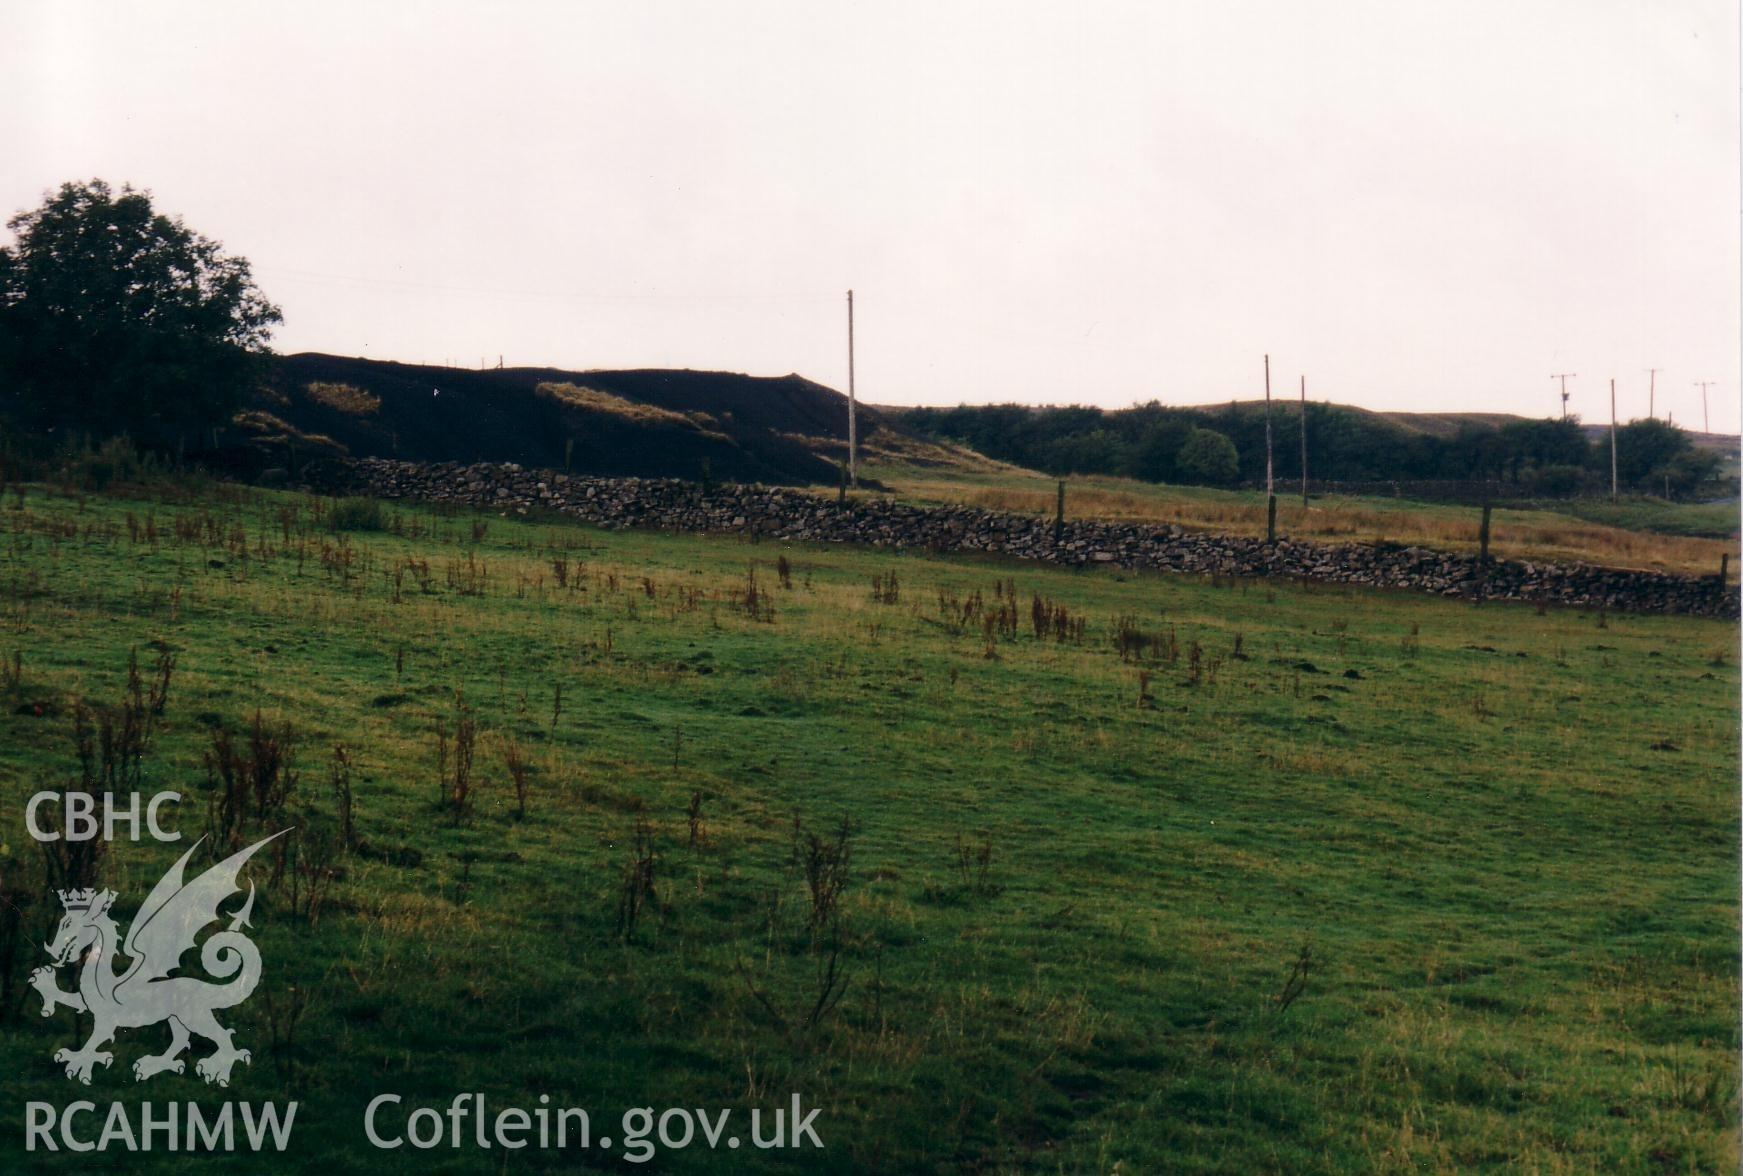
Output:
top-left (0, 477), bottom-right (1736, 1173)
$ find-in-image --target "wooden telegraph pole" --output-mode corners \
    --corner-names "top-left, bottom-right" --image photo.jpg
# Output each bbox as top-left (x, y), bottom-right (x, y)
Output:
top-left (1299, 375), bottom-right (1309, 506)
top-left (1552, 372), bottom-right (1576, 420)
top-left (1609, 377), bottom-right (1619, 502)
top-left (1696, 381), bottom-right (1714, 434)
top-left (1263, 355), bottom-right (1274, 494)
top-left (846, 290), bottom-right (858, 486)
top-left (1645, 368), bottom-right (1659, 419)
top-left (1264, 355), bottom-right (1275, 542)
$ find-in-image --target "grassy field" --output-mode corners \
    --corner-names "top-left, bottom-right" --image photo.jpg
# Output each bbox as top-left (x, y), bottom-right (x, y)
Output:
top-left (1556, 498), bottom-right (1741, 541)
top-left (0, 478), bottom-right (1736, 1173)
top-left (860, 460), bottom-right (1740, 579)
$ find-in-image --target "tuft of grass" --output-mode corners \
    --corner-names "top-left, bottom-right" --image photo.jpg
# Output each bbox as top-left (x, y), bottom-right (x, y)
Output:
top-left (535, 382), bottom-right (729, 438)
top-left (302, 381), bottom-right (381, 416)
top-left (326, 497), bottom-right (384, 532)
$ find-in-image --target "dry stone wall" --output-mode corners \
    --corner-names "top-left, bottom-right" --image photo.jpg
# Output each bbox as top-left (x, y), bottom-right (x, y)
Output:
top-left (305, 458), bottom-right (1740, 619)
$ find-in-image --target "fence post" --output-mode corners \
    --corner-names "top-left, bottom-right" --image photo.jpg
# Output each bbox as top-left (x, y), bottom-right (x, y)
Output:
top-left (1054, 480), bottom-right (1066, 544)
top-left (1721, 552), bottom-right (1730, 585)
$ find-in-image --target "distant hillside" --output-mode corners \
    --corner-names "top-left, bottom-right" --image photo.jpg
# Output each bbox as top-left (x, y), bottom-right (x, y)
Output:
top-left (1375, 410), bottom-right (1527, 438)
top-left (240, 354), bottom-right (890, 484)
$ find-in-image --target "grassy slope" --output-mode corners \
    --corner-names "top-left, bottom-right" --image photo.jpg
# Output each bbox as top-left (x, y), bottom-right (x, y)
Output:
top-left (0, 481), bottom-right (1736, 1173)
top-left (860, 460), bottom-right (1741, 578)
top-left (1556, 498), bottom-right (1741, 540)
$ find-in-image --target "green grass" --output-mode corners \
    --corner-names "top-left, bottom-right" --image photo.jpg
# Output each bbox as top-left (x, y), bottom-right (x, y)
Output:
top-left (1558, 497), bottom-right (1741, 540)
top-left (0, 480), bottom-right (1736, 1173)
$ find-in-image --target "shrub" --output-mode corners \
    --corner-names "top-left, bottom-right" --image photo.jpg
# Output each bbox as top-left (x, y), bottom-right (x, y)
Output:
top-left (71, 436), bottom-right (154, 491)
top-left (794, 814), bottom-right (854, 935)
top-left (1176, 427), bottom-right (1240, 486)
top-left (616, 818), bottom-right (659, 941)
top-left (202, 710), bottom-right (300, 859)
top-left (326, 497), bottom-right (384, 532)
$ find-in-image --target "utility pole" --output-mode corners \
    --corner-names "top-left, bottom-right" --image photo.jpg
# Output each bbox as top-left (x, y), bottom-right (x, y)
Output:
top-left (1299, 375), bottom-right (1308, 507)
top-left (1264, 355), bottom-right (1275, 542)
top-left (1552, 373), bottom-right (1576, 420)
top-left (1609, 377), bottom-right (1618, 502)
top-left (1696, 381), bottom-right (1714, 434)
top-left (846, 290), bottom-right (858, 486)
top-left (1645, 368), bottom-right (1659, 419)
top-left (1263, 355), bottom-right (1274, 495)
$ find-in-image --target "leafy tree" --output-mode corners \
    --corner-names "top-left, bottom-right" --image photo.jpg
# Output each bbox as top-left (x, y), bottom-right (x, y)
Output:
top-left (1610, 418), bottom-right (1694, 487)
top-left (1603, 419), bottom-right (1720, 495)
top-left (1492, 417), bottom-right (1587, 481)
top-left (1127, 417), bottom-right (1193, 482)
top-left (0, 180), bottom-right (282, 441)
top-left (1049, 427), bottom-right (1126, 475)
top-left (1175, 426), bottom-right (1239, 485)
top-left (1661, 446), bottom-right (1721, 496)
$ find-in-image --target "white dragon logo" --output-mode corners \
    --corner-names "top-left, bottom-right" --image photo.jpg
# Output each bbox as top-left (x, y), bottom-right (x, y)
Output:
top-left (29, 832), bottom-right (285, 1086)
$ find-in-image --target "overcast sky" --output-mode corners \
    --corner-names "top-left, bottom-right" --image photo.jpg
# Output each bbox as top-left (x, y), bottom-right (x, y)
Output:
top-left (4, 1), bottom-right (1739, 430)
